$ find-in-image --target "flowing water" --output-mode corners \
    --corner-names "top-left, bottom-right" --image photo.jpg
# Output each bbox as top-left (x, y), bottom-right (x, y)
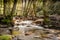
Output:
top-left (13, 20), bottom-right (44, 40)
top-left (13, 20), bottom-right (59, 40)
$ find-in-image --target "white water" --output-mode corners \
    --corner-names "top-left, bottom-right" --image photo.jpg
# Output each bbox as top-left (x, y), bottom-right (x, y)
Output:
top-left (14, 20), bottom-right (44, 35)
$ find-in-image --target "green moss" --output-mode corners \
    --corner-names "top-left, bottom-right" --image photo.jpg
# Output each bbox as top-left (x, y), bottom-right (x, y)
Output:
top-left (0, 35), bottom-right (12, 40)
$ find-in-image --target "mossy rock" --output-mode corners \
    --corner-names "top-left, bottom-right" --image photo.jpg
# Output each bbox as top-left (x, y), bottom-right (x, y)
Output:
top-left (0, 35), bottom-right (12, 40)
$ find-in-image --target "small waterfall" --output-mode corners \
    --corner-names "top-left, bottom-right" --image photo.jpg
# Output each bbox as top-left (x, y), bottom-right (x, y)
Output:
top-left (14, 20), bottom-right (44, 35)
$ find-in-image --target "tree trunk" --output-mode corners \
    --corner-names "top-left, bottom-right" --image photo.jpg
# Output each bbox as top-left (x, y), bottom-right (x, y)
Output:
top-left (10, 0), bottom-right (18, 35)
top-left (32, 0), bottom-right (36, 17)
top-left (3, 0), bottom-right (7, 17)
top-left (10, 0), bottom-right (18, 16)
top-left (43, 0), bottom-right (50, 27)
top-left (27, 0), bottom-right (33, 17)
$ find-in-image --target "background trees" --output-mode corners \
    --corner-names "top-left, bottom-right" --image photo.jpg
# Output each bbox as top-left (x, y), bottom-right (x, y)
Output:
top-left (0, 0), bottom-right (60, 27)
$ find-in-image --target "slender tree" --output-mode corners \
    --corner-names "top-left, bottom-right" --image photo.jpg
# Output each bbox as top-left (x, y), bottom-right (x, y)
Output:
top-left (10, 0), bottom-right (18, 35)
top-left (32, 0), bottom-right (36, 17)
top-left (43, 0), bottom-right (52, 27)
top-left (10, 0), bottom-right (18, 16)
top-left (3, 0), bottom-right (7, 17)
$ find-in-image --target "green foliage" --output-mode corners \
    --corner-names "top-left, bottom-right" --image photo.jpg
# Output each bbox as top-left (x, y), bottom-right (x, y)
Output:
top-left (50, 2), bottom-right (60, 15)
top-left (1, 15), bottom-right (12, 25)
top-left (1, 19), bottom-right (11, 24)
top-left (0, 35), bottom-right (11, 40)
top-left (44, 18), bottom-right (50, 24)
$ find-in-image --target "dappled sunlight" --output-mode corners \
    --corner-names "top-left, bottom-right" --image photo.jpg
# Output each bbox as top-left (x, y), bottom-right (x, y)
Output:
top-left (0, 0), bottom-right (60, 40)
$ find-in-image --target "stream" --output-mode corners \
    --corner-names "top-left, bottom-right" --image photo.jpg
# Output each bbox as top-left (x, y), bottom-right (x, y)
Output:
top-left (13, 20), bottom-right (59, 40)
